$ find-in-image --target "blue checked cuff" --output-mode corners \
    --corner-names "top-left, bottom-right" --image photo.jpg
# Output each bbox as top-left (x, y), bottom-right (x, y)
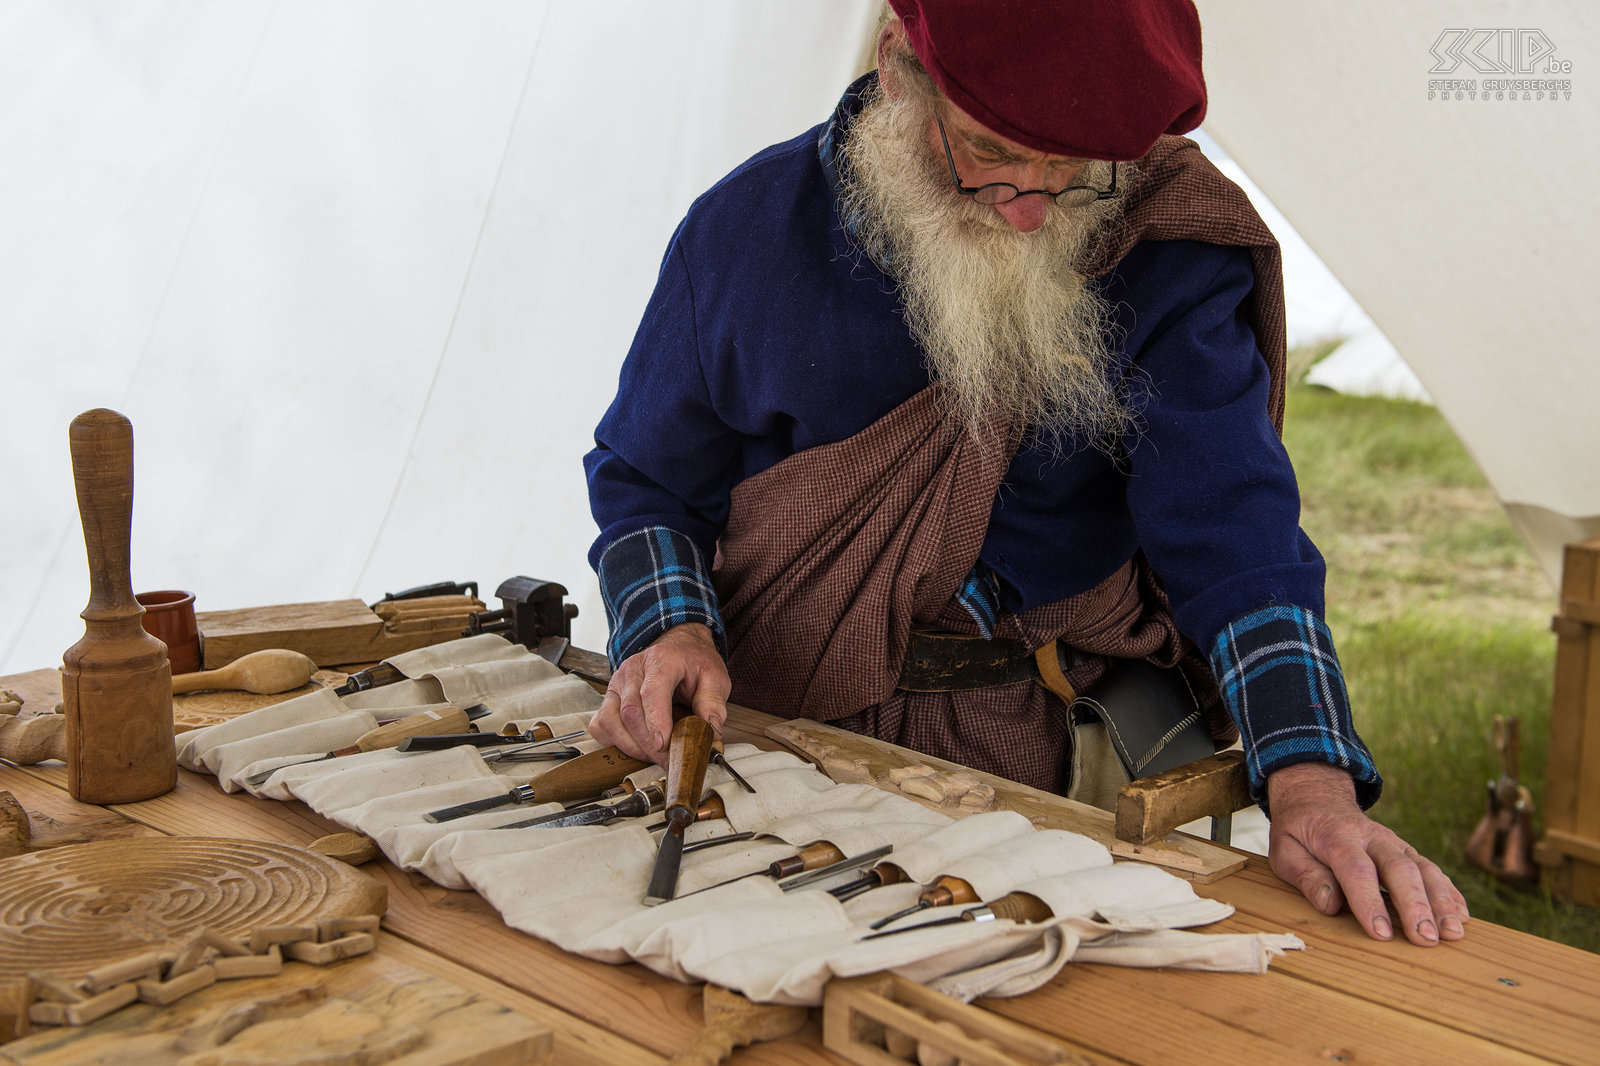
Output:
top-left (955, 564), bottom-right (1001, 639)
top-left (1210, 605), bottom-right (1383, 813)
top-left (597, 526), bottom-right (729, 668)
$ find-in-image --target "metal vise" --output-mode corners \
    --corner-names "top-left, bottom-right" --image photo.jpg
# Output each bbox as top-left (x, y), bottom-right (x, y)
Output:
top-left (463, 577), bottom-right (579, 655)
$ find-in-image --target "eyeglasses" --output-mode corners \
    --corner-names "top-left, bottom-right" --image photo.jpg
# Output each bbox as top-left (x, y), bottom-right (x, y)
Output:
top-left (935, 112), bottom-right (1116, 209)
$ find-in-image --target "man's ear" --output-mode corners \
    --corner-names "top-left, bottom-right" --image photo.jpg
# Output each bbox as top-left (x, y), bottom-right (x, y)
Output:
top-left (877, 20), bottom-right (907, 99)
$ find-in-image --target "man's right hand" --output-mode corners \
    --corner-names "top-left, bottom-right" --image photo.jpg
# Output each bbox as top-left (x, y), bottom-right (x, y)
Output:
top-left (586, 623), bottom-right (730, 765)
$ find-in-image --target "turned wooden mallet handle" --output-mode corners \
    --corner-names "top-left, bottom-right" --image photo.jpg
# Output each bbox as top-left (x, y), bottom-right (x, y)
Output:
top-left (69, 410), bottom-right (141, 626)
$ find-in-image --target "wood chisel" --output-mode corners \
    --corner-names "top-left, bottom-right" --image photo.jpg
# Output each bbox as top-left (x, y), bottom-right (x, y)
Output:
top-left (395, 725), bottom-right (586, 752)
top-left (642, 713), bottom-right (715, 905)
top-left (424, 746), bottom-right (652, 821)
top-left (861, 891), bottom-right (1054, 940)
top-left (240, 704), bottom-right (487, 787)
top-left (867, 874), bottom-right (982, 930)
top-left (673, 842), bottom-right (896, 900)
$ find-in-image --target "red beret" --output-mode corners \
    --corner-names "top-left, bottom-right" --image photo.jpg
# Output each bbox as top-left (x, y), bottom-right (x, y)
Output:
top-left (887, 0), bottom-right (1207, 162)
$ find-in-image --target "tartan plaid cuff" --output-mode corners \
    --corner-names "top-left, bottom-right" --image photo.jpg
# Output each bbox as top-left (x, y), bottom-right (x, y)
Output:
top-left (597, 526), bottom-right (728, 667)
top-left (955, 564), bottom-right (1001, 639)
top-left (1210, 605), bottom-right (1383, 813)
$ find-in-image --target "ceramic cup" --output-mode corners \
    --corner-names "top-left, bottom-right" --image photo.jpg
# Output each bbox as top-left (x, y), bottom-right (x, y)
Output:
top-left (136, 590), bottom-right (200, 675)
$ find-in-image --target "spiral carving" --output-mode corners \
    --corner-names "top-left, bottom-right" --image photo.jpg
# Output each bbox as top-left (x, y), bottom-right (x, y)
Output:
top-left (0, 838), bottom-right (386, 977)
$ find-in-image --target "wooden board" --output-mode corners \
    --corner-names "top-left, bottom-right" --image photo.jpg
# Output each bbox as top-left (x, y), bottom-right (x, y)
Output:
top-left (0, 838), bottom-right (386, 980)
top-left (198, 600), bottom-right (470, 670)
top-left (0, 948), bottom-right (550, 1066)
top-left (766, 718), bottom-right (1245, 882)
top-left (1538, 535), bottom-right (1600, 905)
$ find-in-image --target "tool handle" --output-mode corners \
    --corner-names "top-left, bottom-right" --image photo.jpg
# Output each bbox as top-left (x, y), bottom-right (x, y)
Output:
top-left (663, 714), bottom-right (714, 819)
top-left (985, 892), bottom-right (1053, 924)
top-left (770, 841), bottom-right (847, 879)
top-left (350, 706), bottom-right (470, 753)
top-left (529, 746), bottom-right (652, 804)
top-left (874, 863), bottom-right (909, 888)
top-left (68, 410), bottom-right (141, 624)
top-left (697, 793), bottom-right (727, 821)
top-left (922, 875), bottom-right (979, 910)
top-left (503, 722), bottom-right (554, 742)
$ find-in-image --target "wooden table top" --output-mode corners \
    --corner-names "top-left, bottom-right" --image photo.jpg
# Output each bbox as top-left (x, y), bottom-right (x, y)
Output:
top-left (3, 665), bottom-right (1598, 1066)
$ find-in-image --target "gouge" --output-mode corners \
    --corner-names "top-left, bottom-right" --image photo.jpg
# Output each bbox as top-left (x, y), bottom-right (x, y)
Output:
top-left (396, 725), bottom-right (585, 752)
top-left (241, 704), bottom-right (480, 787)
top-left (642, 713), bottom-right (715, 905)
top-left (424, 745), bottom-right (651, 821)
top-left (867, 874), bottom-right (982, 930)
top-left (860, 891), bottom-right (1054, 940)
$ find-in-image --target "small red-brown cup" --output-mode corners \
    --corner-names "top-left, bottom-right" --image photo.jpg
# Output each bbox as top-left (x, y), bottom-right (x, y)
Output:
top-left (136, 590), bottom-right (200, 675)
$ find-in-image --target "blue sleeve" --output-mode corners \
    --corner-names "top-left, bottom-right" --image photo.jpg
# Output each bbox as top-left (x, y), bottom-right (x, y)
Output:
top-left (1122, 245), bottom-right (1325, 652)
top-left (585, 235), bottom-right (744, 570)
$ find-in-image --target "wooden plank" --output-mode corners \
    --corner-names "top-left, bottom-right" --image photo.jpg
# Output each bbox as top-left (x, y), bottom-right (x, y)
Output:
top-left (983, 958), bottom-right (1553, 1066)
top-left (197, 600), bottom-right (474, 670)
top-left (382, 936), bottom-right (665, 1066)
top-left (766, 718), bottom-right (1245, 882)
top-left (1192, 863), bottom-right (1600, 1065)
top-left (1541, 614), bottom-right (1590, 835)
top-left (1114, 751), bottom-right (1251, 845)
top-left (1573, 623), bottom-right (1600, 841)
top-left (0, 944), bottom-right (551, 1066)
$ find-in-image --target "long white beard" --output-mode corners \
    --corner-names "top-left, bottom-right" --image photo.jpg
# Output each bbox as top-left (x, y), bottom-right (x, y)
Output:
top-left (839, 85), bottom-right (1130, 451)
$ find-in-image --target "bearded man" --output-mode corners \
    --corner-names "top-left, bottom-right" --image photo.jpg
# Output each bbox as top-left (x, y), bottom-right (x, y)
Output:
top-left (583, 0), bottom-right (1468, 947)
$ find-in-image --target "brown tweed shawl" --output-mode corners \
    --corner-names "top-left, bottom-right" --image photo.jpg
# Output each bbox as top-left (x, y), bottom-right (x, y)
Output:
top-left (711, 137), bottom-right (1285, 791)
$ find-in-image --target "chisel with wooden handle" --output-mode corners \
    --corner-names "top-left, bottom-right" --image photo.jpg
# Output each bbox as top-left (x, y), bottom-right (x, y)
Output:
top-left (424, 746), bottom-right (651, 821)
top-left (241, 705), bottom-right (477, 786)
top-left (396, 724), bottom-right (585, 752)
top-left (642, 713), bottom-right (715, 905)
top-left (673, 842), bottom-right (896, 900)
top-left (861, 891), bottom-right (1054, 940)
top-left (866, 874), bottom-right (983, 930)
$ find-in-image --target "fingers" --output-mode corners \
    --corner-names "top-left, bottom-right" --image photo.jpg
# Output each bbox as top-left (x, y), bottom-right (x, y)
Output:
top-left (586, 624), bottom-right (733, 766)
top-left (1268, 826), bottom-right (1345, 917)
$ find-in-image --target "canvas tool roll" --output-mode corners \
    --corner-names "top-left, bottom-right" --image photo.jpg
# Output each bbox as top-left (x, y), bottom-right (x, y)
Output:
top-left (171, 634), bottom-right (1301, 1005)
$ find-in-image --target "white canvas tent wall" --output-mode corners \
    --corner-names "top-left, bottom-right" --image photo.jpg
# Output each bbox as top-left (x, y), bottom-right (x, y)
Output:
top-left (0, 0), bottom-right (878, 673)
top-left (3, 1), bottom-right (1594, 677)
top-left (1196, 0), bottom-right (1599, 579)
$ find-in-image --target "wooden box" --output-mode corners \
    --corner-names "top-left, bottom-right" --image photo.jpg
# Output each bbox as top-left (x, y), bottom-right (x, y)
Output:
top-left (1536, 535), bottom-right (1600, 905)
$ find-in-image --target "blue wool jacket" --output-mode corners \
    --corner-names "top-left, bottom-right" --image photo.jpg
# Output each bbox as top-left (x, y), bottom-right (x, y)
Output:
top-left (584, 78), bottom-right (1381, 807)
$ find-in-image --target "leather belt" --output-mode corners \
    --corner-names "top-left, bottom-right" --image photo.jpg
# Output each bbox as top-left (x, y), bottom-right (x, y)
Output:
top-left (897, 629), bottom-right (1085, 704)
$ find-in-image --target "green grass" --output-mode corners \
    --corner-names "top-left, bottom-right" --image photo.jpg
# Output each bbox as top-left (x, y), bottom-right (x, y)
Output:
top-left (1281, 379), bottom-right (1600, 952)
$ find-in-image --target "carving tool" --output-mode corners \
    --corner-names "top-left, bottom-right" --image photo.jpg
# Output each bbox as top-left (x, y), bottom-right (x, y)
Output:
top-left (642, 713), bottom-right (716, 905)
top-left (712, 751), bottom-right (756, 794)
top-left (424, 746), bottom-right (651, 821)
top-left (676, 843), bottom-right (896, 900)
top-left (333, 661), bottom-right (407, 696)
top-left (240, 704), bottom-right (485, 786)
top-left (861, 891), bottom-right (1053, 940)
top-left (396, 726), bottom-right (586, 752)
top-left (828, 860), bottom-right (911, 902)
top-left (867, 875), bottom-right (982, 930)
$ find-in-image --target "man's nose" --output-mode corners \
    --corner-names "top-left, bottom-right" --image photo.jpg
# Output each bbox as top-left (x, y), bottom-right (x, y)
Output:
top-left (993, 195), bottom-right (1050, 233)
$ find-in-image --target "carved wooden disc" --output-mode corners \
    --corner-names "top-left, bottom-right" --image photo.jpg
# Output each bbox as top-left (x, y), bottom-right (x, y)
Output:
top-left (0, 838), bottom-right (387, 978)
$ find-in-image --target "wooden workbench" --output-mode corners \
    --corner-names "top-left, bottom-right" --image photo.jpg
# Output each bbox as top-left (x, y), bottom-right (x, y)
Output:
top-left (2, 666), bottom-right (1597, 1066)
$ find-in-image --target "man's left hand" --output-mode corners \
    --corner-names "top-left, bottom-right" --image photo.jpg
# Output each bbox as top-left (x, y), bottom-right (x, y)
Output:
top-left (1266, 762), bottom-right (1469, 945)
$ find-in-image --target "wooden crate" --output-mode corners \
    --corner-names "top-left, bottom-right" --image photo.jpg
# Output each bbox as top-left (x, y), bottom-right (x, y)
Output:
top-left (1535, 535), bottom-right (1600, 905)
